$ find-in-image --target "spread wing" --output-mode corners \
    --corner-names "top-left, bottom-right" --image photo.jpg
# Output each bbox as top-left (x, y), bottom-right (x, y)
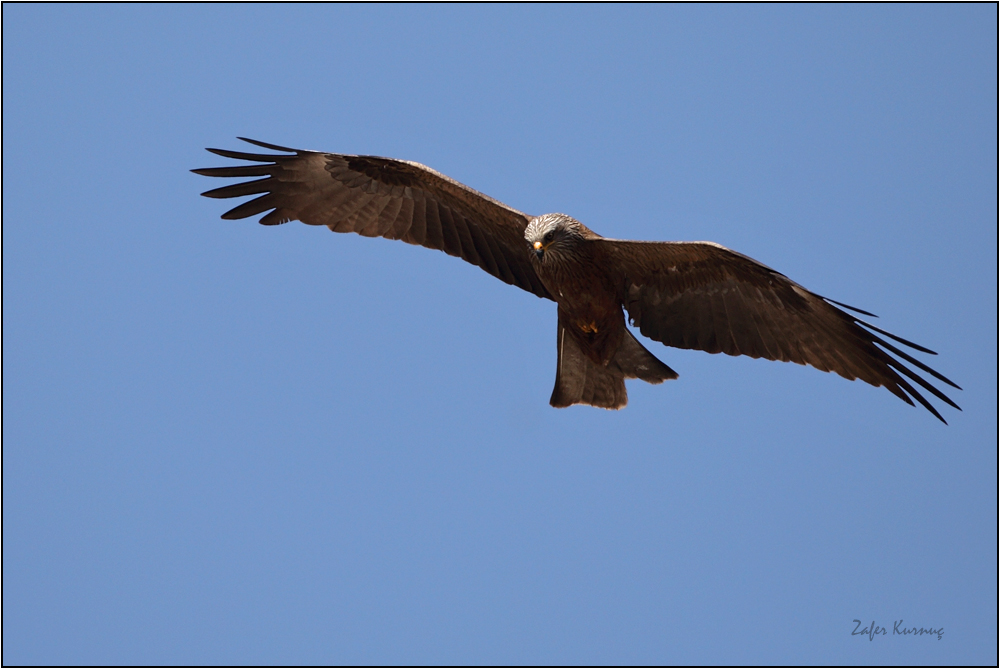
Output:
top-left (599, 239), bottom-right (961, 422)
top-left (193, 138), bottom-right (552, 299)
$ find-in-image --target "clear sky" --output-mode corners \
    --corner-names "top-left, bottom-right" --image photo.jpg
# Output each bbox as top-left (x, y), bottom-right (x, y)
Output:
top-left (3, 4), bottom-right (996, 665)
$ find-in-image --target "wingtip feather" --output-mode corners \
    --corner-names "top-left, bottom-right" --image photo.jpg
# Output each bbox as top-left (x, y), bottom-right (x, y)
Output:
top-left (237, 137), bottom-right (299, 153)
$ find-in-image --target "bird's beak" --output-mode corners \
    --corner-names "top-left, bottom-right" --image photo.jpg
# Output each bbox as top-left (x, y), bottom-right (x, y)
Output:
top-left (533, 240), bottom-right (544, 259)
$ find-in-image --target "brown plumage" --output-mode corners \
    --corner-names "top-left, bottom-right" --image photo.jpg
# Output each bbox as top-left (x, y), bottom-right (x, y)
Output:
top-left (194, 138), bottom-right (961, 422)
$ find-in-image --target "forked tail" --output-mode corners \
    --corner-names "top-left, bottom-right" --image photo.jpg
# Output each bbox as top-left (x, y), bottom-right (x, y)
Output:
top-left (550, 320), bottom-right (678, 410)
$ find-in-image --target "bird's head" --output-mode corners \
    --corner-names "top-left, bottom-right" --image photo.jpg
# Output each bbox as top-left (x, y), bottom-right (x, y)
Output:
top-left (525, 213), bottom-right (587, 263)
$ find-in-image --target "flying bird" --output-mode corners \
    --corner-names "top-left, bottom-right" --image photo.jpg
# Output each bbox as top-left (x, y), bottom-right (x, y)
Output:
top-left (194, 138), bottom-right (960, 422)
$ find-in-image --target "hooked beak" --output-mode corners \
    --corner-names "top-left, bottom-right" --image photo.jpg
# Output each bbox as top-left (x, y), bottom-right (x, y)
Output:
top-left (533, 240), bottom-right (545, 259)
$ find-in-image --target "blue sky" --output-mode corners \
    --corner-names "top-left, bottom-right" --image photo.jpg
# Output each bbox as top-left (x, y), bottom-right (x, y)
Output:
top-left (3, 4), bottom-right (996, 665)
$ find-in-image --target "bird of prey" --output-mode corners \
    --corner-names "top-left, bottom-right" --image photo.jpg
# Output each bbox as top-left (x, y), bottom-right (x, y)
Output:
top-left (194, 138), bottom-right (960, 422)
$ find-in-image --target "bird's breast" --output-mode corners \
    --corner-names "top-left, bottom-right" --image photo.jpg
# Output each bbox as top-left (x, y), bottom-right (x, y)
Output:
top-left (537, 250), bottom-right (617, 304)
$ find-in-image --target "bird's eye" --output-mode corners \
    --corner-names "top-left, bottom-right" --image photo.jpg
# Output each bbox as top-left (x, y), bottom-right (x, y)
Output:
top-left (543, 232), bottom-right (554, 243)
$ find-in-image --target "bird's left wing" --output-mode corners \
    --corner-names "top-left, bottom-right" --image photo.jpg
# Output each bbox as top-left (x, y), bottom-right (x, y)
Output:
top-left (193, 138), bottom-right (552, 299)
top-left (597, 239), bottom-right (960, 422)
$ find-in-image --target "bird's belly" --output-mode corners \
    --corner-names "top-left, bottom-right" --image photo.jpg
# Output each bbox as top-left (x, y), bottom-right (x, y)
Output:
top-left (549, 288), bottom-right (624, 366)
top-left (560, 305), bottom-right (624, 367)
top-left (535, 261), bottom-right (625, 363)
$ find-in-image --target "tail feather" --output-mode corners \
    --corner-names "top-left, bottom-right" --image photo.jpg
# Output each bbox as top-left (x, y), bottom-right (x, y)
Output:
top-left (550, 322), bottom-right (678, 410)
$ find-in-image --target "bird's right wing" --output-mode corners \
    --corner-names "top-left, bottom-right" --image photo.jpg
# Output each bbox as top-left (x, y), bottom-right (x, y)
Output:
top-left (598, 239), bottom-right (960, 422)
top-left (193, 138), bottom-right (552, 299)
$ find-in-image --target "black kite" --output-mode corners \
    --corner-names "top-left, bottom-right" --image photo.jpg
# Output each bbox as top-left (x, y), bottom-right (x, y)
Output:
top-left (194, 138), bottom-right (960, 422)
